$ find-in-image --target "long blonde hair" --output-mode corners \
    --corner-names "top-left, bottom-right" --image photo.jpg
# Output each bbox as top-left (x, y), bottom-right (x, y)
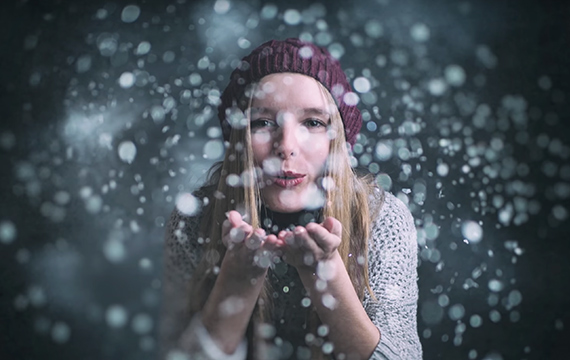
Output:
top-left (187, 76), bottom-right (379, 359)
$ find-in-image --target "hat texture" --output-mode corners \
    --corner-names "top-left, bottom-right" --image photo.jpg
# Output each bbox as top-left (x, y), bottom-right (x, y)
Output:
top-left (217, 38), bottom-right (362, 146)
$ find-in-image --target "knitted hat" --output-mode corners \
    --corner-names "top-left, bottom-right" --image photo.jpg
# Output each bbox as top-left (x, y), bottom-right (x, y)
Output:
top-left (217, 38), bottom-right (362, 146)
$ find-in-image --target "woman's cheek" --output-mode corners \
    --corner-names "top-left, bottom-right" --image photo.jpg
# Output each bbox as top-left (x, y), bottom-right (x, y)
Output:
top-left (251, 134), bottom-right (273, 161)
top-left (252, 131), bottom-right (272, 145)
top-left (261, 157), bottom-right (282, 176)
top-left (311, 136), bottom-right (331, 156)
top-left (295, 127), bottom-right (310, 143)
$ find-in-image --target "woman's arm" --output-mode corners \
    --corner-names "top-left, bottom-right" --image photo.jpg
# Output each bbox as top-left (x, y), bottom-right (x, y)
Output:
top-left (280, 218), bottom-right (380, 359)
top-left (161, 210), bottom-right (283, 359)
top-left (159, 209), bottom-right (201, 359)
top-left (280, 191), bottom-right (422, 360)
top-left (365, 191), bottom-right (422, 359)
top-left (296, 251), bottom-right (381, 359)
top-left (197, 214), bottom-right (269, 354)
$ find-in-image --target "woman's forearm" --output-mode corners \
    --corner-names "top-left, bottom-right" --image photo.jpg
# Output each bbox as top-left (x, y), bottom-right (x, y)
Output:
top-left (189, 258), bottom-right (268, 355)
top-left (297, 251), bottom-right (380, 360)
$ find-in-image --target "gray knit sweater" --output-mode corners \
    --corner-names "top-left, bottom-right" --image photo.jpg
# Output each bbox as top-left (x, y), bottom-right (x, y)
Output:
top-left (159, 189), bottom-right (422, 359)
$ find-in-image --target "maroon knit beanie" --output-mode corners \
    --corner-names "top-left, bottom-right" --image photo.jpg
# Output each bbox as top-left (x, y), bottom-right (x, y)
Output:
top-left (217, 38), bottom-right (362, 146)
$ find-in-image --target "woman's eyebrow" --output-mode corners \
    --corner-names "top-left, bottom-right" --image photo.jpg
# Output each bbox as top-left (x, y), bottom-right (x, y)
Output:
top-left (250, 107), bottom-right (331, 118)
top-left (300, 107), bottom-right (330, 117)
top-left (249, 107), bottom-right (273, 115)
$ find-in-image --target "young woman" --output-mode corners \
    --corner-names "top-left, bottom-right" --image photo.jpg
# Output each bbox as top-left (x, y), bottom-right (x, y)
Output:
top-left (160, 38), bottom-right (422, 360)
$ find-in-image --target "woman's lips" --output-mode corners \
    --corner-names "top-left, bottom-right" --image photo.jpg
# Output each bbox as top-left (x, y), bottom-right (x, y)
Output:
top-left (270, 172), bottom-right (306, 188)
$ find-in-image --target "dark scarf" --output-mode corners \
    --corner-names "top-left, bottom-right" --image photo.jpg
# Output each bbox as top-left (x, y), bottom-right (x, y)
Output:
top-left (260, 204), bottom-right (323, 359)
top-left (259, 205), bottom-right (322, 235)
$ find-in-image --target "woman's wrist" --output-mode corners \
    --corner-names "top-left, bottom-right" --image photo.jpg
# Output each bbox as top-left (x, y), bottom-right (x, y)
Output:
top-left (294, 250), bottom-right (343, 280)
top-left (200, 254), bottom-right (269, 355)
top-left (220, 252), bottom-right (269, 284)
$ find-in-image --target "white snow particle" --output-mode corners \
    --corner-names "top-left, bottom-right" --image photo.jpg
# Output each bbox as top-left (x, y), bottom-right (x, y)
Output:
top-left (106, 305), bottom-right (128, 328)
top-left (175, 193), bottom-right (200, 216)
top-left (121, 5), bottom-right (141, 23)
top-left (119, 72), bottom-right (135, 88)
top-left (461, 220), bottom-right (483, 244)
top-left (118, 141), bottom-right (137, 164)
top-left (0, 221), bottom-right (17, 244)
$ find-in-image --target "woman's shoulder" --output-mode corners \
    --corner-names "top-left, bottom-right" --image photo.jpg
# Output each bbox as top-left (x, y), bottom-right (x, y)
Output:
top-left (166, 184), bottom-right (214, 227)
top-left (164, 187), bottom-right (213, 251)
top-left (370, 187), bottom-right (411, 216)
top-left (163, 192), bottom-right (210, 279)
top-left (369, 188), bottom-right (416, 242)
top-left (355, 171), bottom-right (415, 228)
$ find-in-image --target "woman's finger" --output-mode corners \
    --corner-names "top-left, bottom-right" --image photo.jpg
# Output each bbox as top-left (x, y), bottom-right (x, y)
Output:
top-left (245, 228), bottom-right (266, 250)
top-left (227, 210), bottom-right (244, 227)
top-left (322, 217), bottom-right (342, 238)
top-left (228, 222), bottom-right (252, 243)
top-left (278, 230), bottom-right (295, 246)
top-left (293, 226), bottom-right (322, 266)
top-left (252, 233), bottom-right (285, 268)
top-left (263, 234), bottom-right (284, 257)
top-left (222, 214), bottom-right (253, 247)
top-left (221, 219), bottom-right (232, 246)
top-left (306, 222), bottom-right (341, 253)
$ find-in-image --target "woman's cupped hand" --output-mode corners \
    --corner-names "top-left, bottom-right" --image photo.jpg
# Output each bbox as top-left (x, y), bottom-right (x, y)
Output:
top-left (277, 217), bottom-right (342, 271)
top-left (221, 210), bottom-right (282, 275)
top-left (221, 210), bottom-right (342, 274)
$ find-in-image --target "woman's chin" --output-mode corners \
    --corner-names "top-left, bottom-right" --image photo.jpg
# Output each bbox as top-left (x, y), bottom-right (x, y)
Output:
top-left (262, 185), bottom-right (326, 212)
top-left (262, 196), bottom-right (303, 213)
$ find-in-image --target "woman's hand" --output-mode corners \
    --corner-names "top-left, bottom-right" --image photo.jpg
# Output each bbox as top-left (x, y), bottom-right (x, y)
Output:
top-left (200, 211), bottom-right (285, 355)
top-left (221, 210), bottom-right (283, 275)
top-left (278, 216), bottom-right (342, 271)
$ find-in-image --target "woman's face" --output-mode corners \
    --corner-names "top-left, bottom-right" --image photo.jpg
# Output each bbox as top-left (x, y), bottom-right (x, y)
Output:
top-left (249, 73), bottom-right (333, 213)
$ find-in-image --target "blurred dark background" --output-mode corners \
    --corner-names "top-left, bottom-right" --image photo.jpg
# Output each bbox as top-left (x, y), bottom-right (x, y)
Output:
top-left (1, 0), bottom-right (569, 359)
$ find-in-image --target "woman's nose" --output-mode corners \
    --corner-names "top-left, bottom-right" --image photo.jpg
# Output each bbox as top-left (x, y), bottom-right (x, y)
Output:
top-left (274, 123), bottom-right (298, 159)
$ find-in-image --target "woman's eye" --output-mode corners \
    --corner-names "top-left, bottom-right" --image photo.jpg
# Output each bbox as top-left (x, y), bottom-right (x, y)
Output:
top-left (304, 119), bottom-right (326, 128)
top-left (250, 119), bottom-right (274, 130)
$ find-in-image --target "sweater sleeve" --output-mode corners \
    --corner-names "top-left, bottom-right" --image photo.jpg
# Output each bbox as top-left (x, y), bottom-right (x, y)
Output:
top-left (158, 208), bottom-right (247, 360)
top-left (364, 190), bottom-right (423, 360)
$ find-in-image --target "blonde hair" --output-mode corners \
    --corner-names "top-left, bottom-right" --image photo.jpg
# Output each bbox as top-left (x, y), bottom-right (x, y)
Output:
top-left (187, 75), bottom-right (379, 359)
